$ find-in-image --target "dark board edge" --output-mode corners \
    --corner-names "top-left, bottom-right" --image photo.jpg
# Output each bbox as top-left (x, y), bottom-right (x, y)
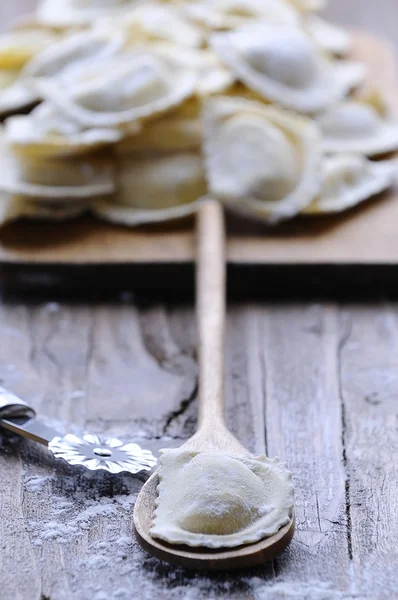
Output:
top-left (2, 262), bottom-right (398, 302)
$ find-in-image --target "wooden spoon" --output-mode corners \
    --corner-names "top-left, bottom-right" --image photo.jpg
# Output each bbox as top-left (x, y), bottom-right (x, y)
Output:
top-left (133, 199), bottom-right (295, 570)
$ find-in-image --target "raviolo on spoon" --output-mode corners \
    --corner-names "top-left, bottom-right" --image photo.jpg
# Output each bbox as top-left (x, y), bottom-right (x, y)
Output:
top-left (150, 449), bottom-right (294, 549)
top-left (133, 200), bottom-right (296, 570)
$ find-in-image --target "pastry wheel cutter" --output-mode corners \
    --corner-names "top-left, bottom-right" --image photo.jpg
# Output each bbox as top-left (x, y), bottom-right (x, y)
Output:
top-left (0, 387), bottom-right (157, 475)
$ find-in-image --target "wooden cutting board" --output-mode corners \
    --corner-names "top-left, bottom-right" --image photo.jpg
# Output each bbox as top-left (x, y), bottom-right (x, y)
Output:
top-left (1, 31), bottom-right (398, 295)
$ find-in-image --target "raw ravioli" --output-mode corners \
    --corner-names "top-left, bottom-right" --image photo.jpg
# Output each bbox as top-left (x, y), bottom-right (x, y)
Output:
top-left (211, 23), bottom-right (365, 113)
top-left (35, 45), bottom-right (198, 128)
top-left (203, 96), bottom-right (321, 223)
top-left (0, 194), bottom-right (88, 226)
top-left (151, 449), bottom-right (294, 549)
top-left (304, 154), bottom-right (397, 214)
top-left (288, 0), bottom-right (327, 12)
top-left (181, 0), bottom-right (299, 31)
top-left (116, 115), bottom-right (201, 154)
top-left (37, 0), bottom-right (145, 27)
top-left (0, 28), bottom-right (125, 115)
top-left (110, 3), bottom-right (204, 48)
top-left (6, 101), bottom-right (124, 158)
top-left (0, 68), bottom-right (35, 116)
top-left (0, 25), bottom-right (60, 70)
top-left (93, 152), bottom-right (206, 225)
top-left (318, 99), bottom-right (398, 156)
top-left (0, 135), bottom-right (115, 201)
top-left (154, 45), bottom-right (235, 97)
top-left (22, 28), bottom-right (125, 82)
top-left (306, 16), bottom-right (351, 57)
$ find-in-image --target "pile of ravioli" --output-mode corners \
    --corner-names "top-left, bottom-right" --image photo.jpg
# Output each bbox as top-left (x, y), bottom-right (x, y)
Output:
top-left (0, 0), bottom-right (397, 227)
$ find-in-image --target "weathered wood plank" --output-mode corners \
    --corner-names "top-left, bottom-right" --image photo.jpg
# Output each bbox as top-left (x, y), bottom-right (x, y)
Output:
top-left (0, 300), bottom-right (259, 599)
top-left (0, 301), bottom-right (96, 600)
top-left (0, 450), bottom-right (41, 600)
top-left (3, 297), bottom-right (398, 598)
top-left (258, 305), bottom-right (350, 594)
top-left (339, 303), bottom-right (398, 599)
top-left (83, 302), bottom-right (197, 438)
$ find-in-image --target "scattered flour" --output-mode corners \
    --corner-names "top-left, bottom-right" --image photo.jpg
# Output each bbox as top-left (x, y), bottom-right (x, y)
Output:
top-left (27, 497), bottom-right (128, 546)
top-left (69, 390), bottom-right (86, 400)
top-left (39, 415), bottom-right (85, 437)
top-left (53, 499), bottom-right (74, 515)
top-left (248, 579), bottom-right (363, 599)
top-left (17, 425), bottom-right (364, 600)
top-left (15, 444), bottom-right (365, 600)
top-left (114, 495), bottom-right (135, 510)
top-left (20, 468), bottom-right (365, 600)
top-left (24, 475), bottom-right (54, 492)
top-left (34, 521), bottom-right (81, 544)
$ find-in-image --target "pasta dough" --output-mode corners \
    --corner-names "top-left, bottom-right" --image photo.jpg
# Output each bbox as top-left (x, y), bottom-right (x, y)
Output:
top-left (288, 0), bottom-right (326, 11)
top-left (203, 96), bottom-right (321, 222)
top-left (211, 23), bottom-right (365, 113)
top-left (116, 97), bottom-right (201, 153)
top-left (181, 0), bottom-right (299, 31)
top-left (303, 154), bottom-right (397, 214)
top-left (0, 134), bottom-right (115, 201)
top-left (35, 45), bottom-right (198, 128)
top-left (109, 3), bottom-right (204, 48)
top-left (318, 99), bottom-right (398, 156)
top-left (0, 28), bottom-right (125, 115)
top-left (116, 116), bottom-right (201, 154)
top-left (0, 0), bottom-right (392, 232)
top-left (92, 152), bottom-right (206, 225)
top-left (306, 16), bottom-right (351, 57)
top-left (37, 0), bottom-right (144, 27)
top-left (0, 69), bottom-right (35, 116)
top-left (0, 25), bottom-right (60, 70)
top-left (22, 28), bottom-right (125, 83)
top-left (150, 449), bottom-right (294, 548)
top-left (6, 102), bottom-right (124, 158)
top-left (0, 19), bottom-right (62, 115)
top-left (153, 45), bottom-right (235, 97)
top-left (0, 194), bottom-right (88, 226)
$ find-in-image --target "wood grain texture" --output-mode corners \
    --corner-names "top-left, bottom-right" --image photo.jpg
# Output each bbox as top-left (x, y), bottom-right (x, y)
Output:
top-left (263, 306), bottom-right (350, 588)
top-left (196, 200), bottom-right (226, 430)
top-left (339, 304), bottom-right (398, 596)
top-left (0, 1), bottom-right (398, 599)
top-left (4, 298), bottom-right (398, 598)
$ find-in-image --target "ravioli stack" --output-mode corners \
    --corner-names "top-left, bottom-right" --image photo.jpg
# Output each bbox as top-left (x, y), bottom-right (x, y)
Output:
top-left (0, 0), bottom-right (396, 226)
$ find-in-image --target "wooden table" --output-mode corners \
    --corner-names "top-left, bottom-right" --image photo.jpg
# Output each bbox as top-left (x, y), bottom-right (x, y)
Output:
top-left (1, 2), bottom-right (398, 599)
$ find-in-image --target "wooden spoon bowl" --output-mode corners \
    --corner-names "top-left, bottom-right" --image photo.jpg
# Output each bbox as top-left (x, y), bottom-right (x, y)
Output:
top-left (133, 200), bottom-right (295, 570)
top-left (134, 473), bottom-right (295, 571)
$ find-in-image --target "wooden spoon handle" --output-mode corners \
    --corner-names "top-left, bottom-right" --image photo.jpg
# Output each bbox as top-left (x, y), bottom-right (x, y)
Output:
top-left (196, 198), bottom-right (226, 430)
